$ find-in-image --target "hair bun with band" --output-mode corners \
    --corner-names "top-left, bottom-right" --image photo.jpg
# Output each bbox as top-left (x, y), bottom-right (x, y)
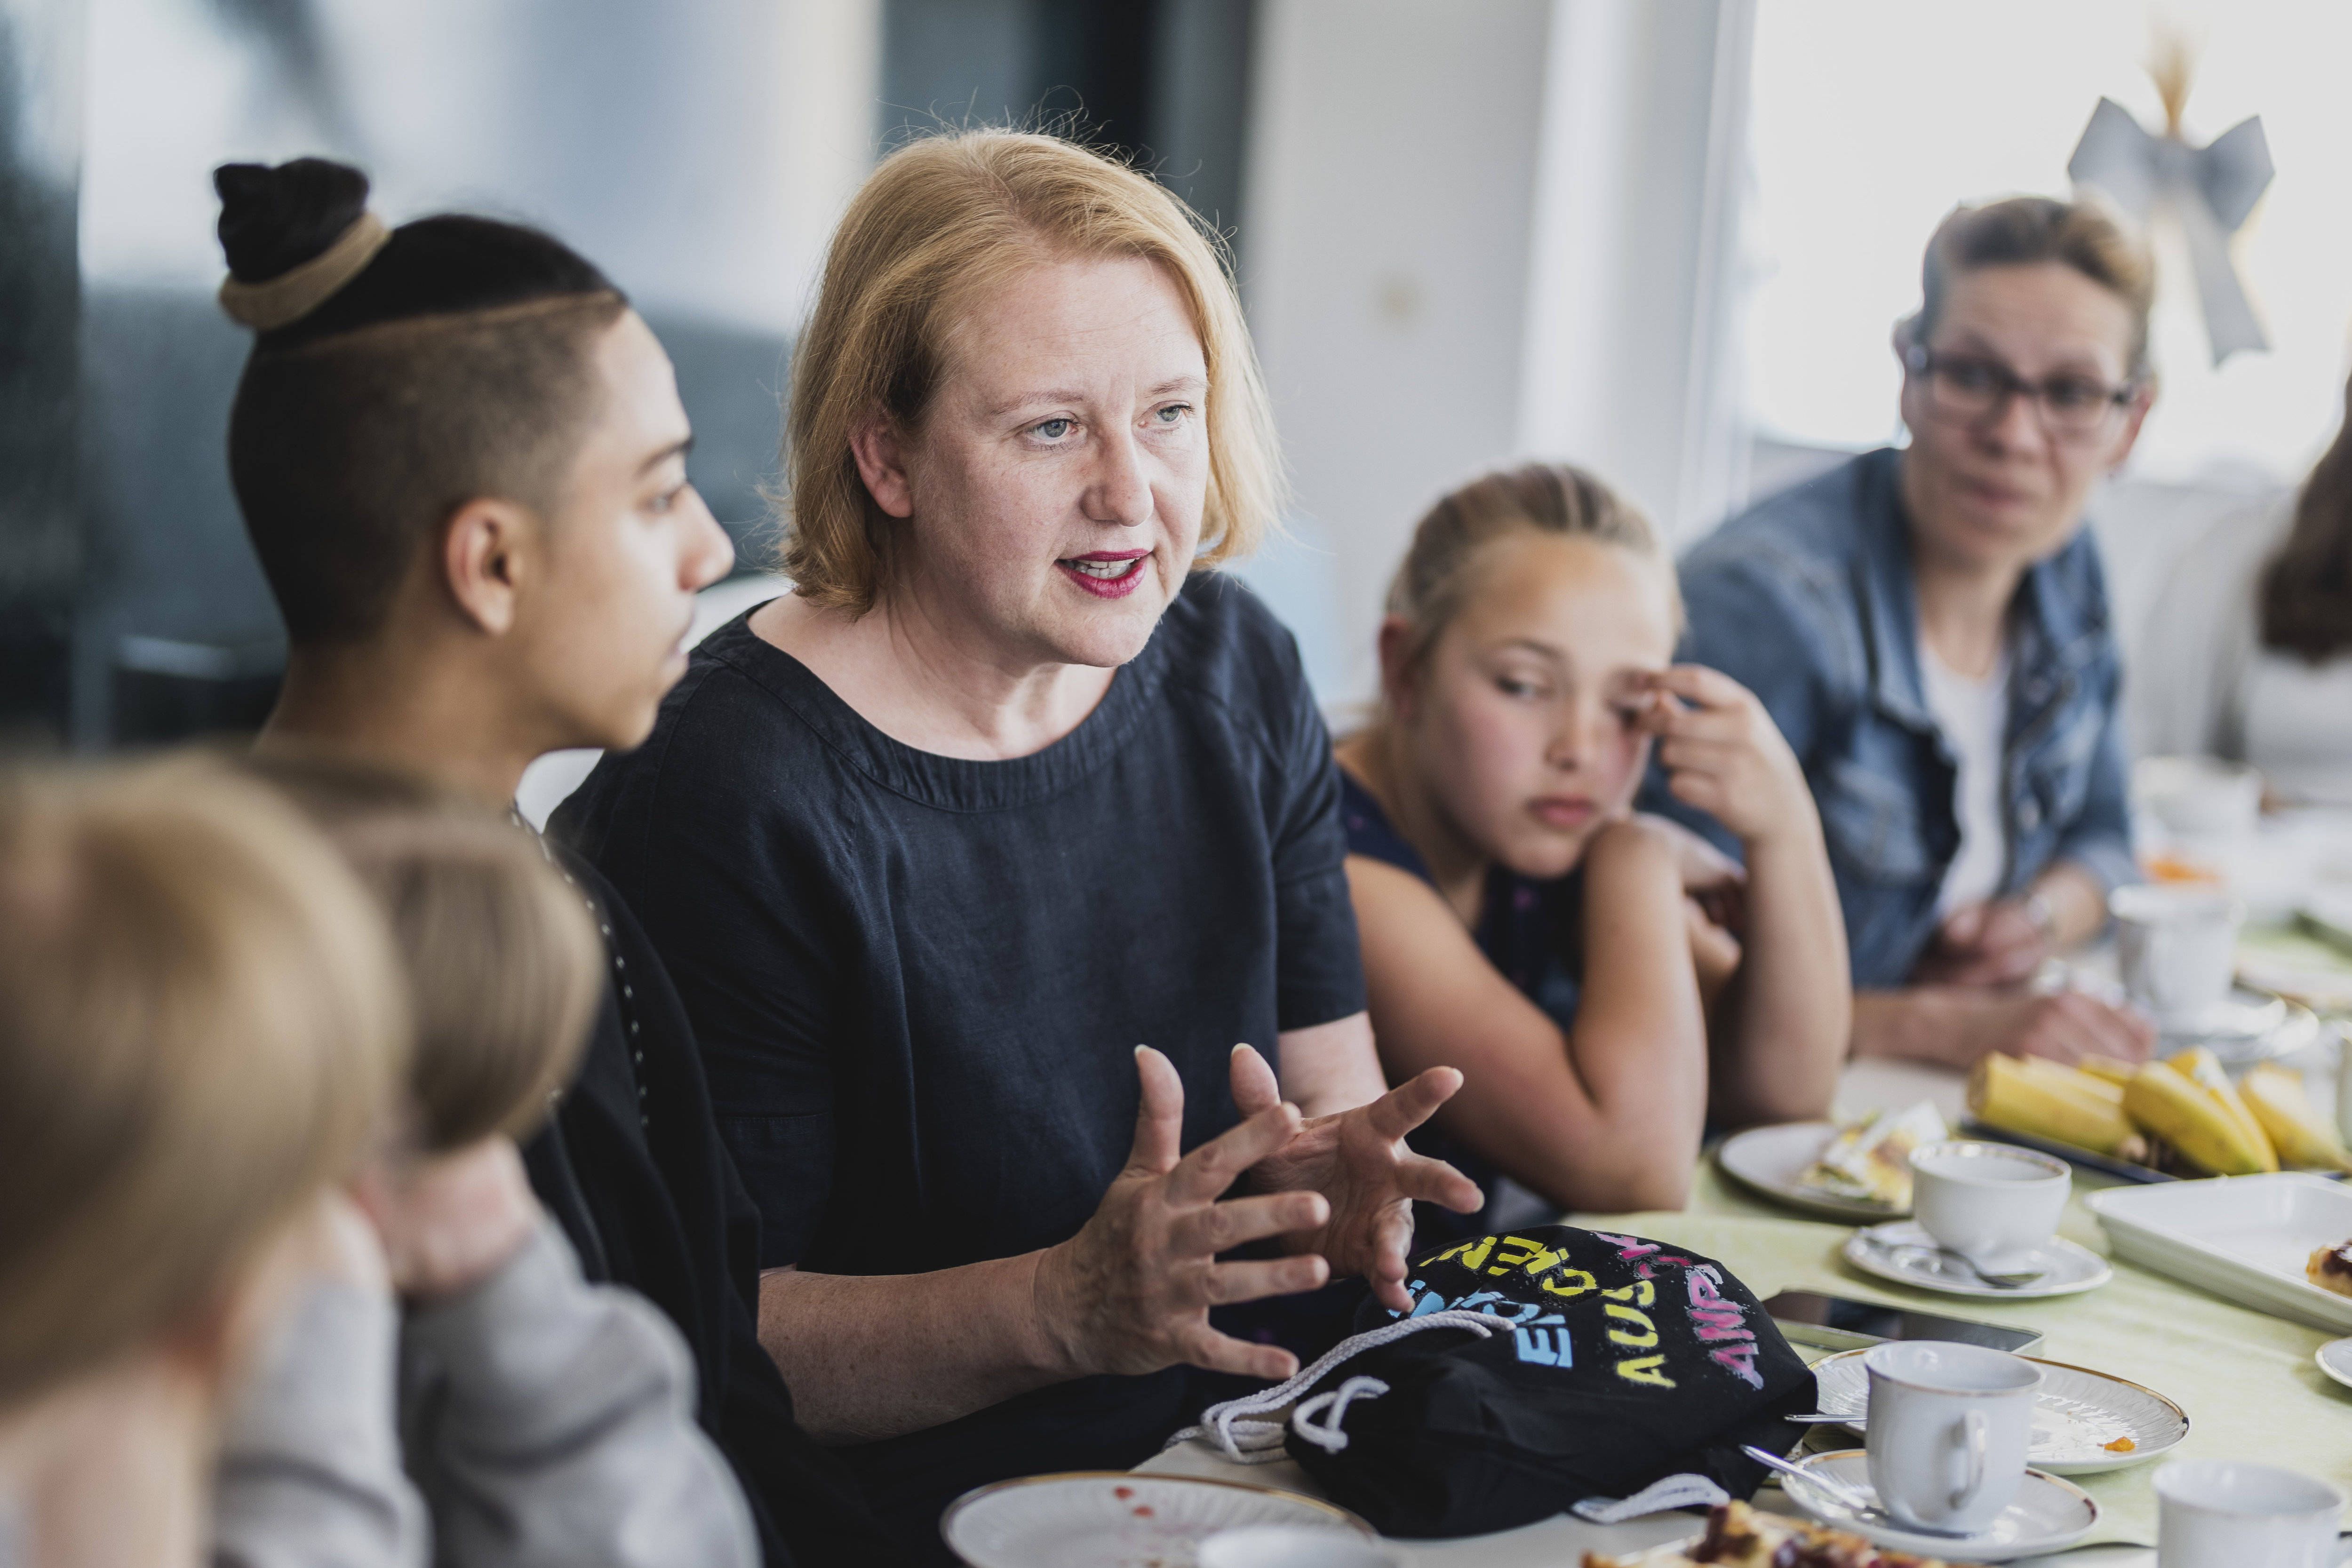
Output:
top-left (215, 158), bottom-right (391, 333)
top-left (213, 157), bottom-right (621, 349)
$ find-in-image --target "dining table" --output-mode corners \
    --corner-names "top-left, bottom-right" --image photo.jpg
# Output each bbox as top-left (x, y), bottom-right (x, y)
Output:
top-left (1136, 1047), bottom-right (2352, 1566)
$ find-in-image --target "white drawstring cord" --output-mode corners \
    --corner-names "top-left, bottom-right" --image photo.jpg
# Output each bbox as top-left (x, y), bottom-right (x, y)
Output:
top-left (1163, 1310), bottom-right (1516, 1465)
top-left (1290, 1375), bottom-right (1390, 1453)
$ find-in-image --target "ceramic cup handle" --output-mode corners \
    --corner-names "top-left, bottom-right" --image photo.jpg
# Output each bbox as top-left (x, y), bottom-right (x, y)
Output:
top-left (1953, 1409), bottom-right (1989, 1511)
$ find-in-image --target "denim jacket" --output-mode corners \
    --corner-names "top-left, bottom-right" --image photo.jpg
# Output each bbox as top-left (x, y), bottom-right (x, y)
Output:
top-left (1638, 447), bottom-right (2137, 987)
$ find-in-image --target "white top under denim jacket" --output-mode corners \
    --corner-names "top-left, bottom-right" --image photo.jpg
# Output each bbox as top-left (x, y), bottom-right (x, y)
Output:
top-left (1640, 446), bottom-right (2137, 987)
top-left (1919, 638), bottom-right (2012, 917)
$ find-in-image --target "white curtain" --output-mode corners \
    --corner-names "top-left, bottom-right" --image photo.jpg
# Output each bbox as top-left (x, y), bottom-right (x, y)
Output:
top-left (1515, 0), bottom-right (1760, 546)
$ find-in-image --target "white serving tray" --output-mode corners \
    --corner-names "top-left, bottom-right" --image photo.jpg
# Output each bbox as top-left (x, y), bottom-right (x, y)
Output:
top-left (2089, 1173), bottom-right (2352, 1331)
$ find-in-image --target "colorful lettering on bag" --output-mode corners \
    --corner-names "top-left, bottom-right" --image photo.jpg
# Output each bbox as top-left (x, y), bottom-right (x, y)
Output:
top-left (1616, 1354), bottom-right (1675, 1387)
top-left (1709, 1342), bottom-right (1764, 1389)
top-left (1681, 1265), bottom-right (1761, 1376)
top-left (1603, 1304), bottom-right (1658, 1348)
top-left (1430, 1235), bottom-right (1496, 1273)
top-left (1488, 1235), bottom-right (1569, 1277)
top-left (1538, 1267), bottom-right (1597, 1299)
top-left (1600, 1279), bottom-right (1656, 1308)
top-left (1512, 1325), bottom-right (1573, 1367)
top-left (1591, 1232), bottom-right (1694, 1270)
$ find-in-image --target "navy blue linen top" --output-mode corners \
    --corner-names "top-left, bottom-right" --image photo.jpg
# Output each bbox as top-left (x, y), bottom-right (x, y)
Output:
top-left (1638, 447), bottom-right (2135, 986)
top-left (1337, 769), bottom-right (1581, 1246)
top-left (552, 574), bottom-right (1366, 1559)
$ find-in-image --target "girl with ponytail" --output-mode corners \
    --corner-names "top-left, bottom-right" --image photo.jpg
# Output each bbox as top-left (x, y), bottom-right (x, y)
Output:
top-left (1335, 464), bottom-right (1851, 1230)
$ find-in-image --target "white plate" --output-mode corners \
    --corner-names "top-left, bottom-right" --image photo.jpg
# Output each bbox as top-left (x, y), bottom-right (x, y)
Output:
top-left (1844, 1221), bottom-right (2112, 1299)
top-left (941, 1472), bottom-right (1373, 1568)
top-left (1777, 1450), bottom-right (2097, 1562)
top-left (2317, 1337), bottom-right (2352, 1391)
top-left (1807, 1347), bottom-right (2188, 1473)
top-left (1717, 1122), bottom-right (1909, 1222)
top-left (2089, 1173), bottom-right (2352, 1332)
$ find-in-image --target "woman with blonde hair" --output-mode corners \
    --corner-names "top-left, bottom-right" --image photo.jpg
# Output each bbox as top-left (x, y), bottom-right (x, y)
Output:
top-left (0, 756), bottom-right (405, 1568)
top-left (556, 128), bottom-right (1478, 1550)
top-left (1338, 463), bottom-right (1849, 1229)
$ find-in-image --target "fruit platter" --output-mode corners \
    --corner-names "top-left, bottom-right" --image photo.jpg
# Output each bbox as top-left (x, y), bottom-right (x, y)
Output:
top-left (1965, 1048), bottom-right (2352, 1183)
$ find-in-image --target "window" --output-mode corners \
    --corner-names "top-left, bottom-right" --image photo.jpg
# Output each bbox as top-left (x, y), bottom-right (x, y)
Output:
top-left (1745, 0), bottom-right (2352, 484)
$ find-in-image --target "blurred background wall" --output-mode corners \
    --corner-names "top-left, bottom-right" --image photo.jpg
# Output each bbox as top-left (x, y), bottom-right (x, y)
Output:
top-left (3, 0), bottom-right (2344, 753)
top-left (0, 0), bottom-right (82, 740)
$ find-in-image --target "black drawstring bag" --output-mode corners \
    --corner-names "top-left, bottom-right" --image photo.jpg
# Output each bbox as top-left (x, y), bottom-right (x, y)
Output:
top-left (1172, 1225), bottom-right (1813, 1539)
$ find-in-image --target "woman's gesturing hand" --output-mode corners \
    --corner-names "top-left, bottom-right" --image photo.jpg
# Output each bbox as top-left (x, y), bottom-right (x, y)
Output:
top-left (1034, 1046), bottom-right (1335, 1383)
top-left (1640, 665), bottom-right (1816, 850)
top-left (1227, 1044), bottom-right (1482, 1314)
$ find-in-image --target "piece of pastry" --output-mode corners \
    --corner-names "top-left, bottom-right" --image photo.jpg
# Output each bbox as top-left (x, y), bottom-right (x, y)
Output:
top-left (1581, 1499), bottom-right (1954, 1568)
top-left (2305, 1240), bottom-right (2352, 1297)
top-left (1795, 1101), bottom-right (1948, 1209)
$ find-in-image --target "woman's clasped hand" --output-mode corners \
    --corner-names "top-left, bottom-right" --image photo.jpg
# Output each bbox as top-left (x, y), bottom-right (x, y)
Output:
top-left (1027, 1044), bottom-right (1480, 1383)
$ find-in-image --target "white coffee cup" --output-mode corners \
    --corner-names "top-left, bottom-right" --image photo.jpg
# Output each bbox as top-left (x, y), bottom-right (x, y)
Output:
top-left (1198, 1525), bottom-right (1404, 1568)
top-left (1909, 1140), bottom-right (2070, 1272)
top-left (1862, 1341), bottom-right (2041, 1534)
top-left (2155, 1458), bottom-right (2345, 1568)
top-left (2333, 1025), bottom-right (2352, 1152)
top-left (2110, 883), bottom-right (2245, 1028)
top-left (2137, 754), bottom-right (2263, 840)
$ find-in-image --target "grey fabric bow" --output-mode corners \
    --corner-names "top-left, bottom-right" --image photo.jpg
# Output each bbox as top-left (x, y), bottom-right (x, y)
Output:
top-left (2067, 96), bottom-right (2274, 366)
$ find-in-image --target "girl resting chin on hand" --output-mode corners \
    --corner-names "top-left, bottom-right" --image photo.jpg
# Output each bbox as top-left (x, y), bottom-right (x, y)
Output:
top-left (1335, 464), bottom-right (1850, 1230)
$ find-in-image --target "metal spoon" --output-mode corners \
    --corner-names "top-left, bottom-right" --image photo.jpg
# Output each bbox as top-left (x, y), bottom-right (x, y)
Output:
top-left (1738, 1445), bottom-right (1975, 1539)
top-left (1874, 1234), bottom-right (2048, 1289)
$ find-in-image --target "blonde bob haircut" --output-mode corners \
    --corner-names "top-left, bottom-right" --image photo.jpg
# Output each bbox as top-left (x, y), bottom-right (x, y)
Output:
top-left (0, 756), bottom-right (406, 1409)
top-left (780, 128), bottom-right (1283, 613)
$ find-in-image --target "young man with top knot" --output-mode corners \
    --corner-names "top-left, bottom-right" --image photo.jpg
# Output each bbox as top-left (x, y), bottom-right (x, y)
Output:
top-left (211, 156), bottom-right (902, 1568)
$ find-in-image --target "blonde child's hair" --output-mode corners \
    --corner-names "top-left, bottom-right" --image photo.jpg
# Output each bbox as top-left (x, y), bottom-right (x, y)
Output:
top-left (246, 755), bottom-right (602, 1153)
top-left (779, 128), bottom-right (1283, 613)
top-left (1382, 462), bottom-right (1682, 683)
top-left (0, 756), bottom-right (407, 1408)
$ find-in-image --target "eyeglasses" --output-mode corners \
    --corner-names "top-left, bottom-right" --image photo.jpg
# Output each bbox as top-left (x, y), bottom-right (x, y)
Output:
top-left (1904, 346), bottom-right (2139, 443)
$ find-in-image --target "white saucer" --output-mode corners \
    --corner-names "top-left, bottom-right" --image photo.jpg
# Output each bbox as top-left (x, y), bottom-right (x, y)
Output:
top-left (1844, 1221), bottom-right (2112, 1299)
top-left (1778, 1449), bottom-right (2098, 1561)
top-left (2316, 1337), bottom-right (2352, 1392)
top-left (941, 1472), bottom-right (1373, 1568)
top-left (2158, 988), bottom-right (2287, 1043)
top-left (1717, 1122), bottom-right (1909, 1222)
top-left (1808, 1347), bottom-right (2188, 1472)
top-left (2157, 994), bottom-right (2321, 1068)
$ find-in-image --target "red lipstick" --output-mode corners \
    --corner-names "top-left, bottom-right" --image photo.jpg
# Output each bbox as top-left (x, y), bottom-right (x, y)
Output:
top-left (1057, 549), bottom-right (1150, 600)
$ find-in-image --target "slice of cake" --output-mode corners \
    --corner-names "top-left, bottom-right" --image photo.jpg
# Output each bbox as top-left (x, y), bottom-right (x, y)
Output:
top-left (2306, 1239), bottom-right (2352, 1297)
top-left (1581, 1500), bottom-right (1954, 1567)
top-left (1795, 1101), bottom-right (1948, 1210)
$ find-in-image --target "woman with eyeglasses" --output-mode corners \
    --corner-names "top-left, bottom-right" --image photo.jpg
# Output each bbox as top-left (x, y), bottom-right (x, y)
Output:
top-left (1643, 196), bottom-right (2160, 1069)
